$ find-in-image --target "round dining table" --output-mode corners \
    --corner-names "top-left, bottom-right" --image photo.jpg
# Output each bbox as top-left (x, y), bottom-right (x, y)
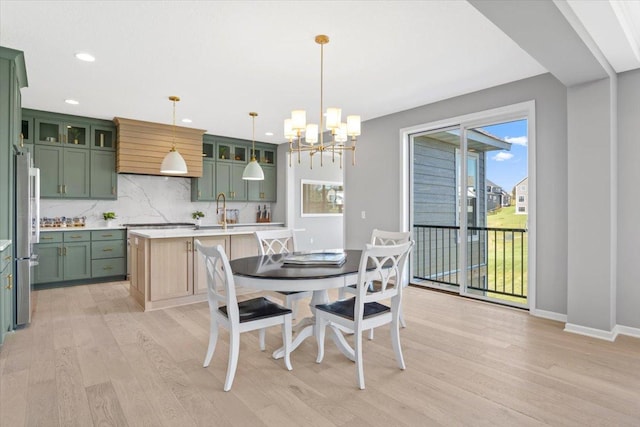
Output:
top-left (229, 249), bottom-right (365, 361)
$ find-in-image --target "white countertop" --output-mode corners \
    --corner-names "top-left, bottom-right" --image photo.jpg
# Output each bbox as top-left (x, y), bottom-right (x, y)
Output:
top-left (0, 240), bottom-right (11, 251)
top-left (128, 223), bottom-right (286, 239)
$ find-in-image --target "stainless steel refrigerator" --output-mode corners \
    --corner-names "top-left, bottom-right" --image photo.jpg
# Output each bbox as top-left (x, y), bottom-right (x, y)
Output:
top-left (14, 151), bottom-right (39, 326)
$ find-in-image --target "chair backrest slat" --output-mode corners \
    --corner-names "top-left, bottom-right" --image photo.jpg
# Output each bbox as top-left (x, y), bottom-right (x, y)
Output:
top-left (195, 240), bottom-right (239, 321)
top-left (255, 229), bottom-right (297, 255)
top-left (355, 241), bottom-right (414, 316)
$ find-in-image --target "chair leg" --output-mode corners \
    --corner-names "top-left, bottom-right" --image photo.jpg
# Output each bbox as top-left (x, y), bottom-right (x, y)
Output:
top-left (399, 309), bottom-right (407, 328)
top-left (391, 316), bottom-right (406, 370)
top-left (224, 330), bottom-right (241, 392)
top-left (355, 328), bottom-right (365, 390)
top-left (203, 317), bottom-right (219, 368)
top-left (282, 316), bottom-right (293, 371)
top-left (315, 317), bottom-right (327, 363)
top-left (259, 328), bottom-right (266, 351)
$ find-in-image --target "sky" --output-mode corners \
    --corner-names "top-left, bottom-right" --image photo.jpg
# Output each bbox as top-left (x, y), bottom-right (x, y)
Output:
top-left (479, 119), bottom-right (527, 191)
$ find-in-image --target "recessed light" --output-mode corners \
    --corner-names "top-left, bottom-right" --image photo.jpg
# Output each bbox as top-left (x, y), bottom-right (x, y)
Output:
top-left (181, 118), bottom-right (192, 123)
top-left (65, 99), bottom-right (79, 105)
top-left (75, 52), bottom-right (95, 62)
top-left (265, 132), bottom-right (274, 136)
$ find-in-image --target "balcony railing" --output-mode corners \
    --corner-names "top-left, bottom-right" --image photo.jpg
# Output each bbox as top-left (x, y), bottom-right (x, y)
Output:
top-left (413, 224), bottom-right (528, 302)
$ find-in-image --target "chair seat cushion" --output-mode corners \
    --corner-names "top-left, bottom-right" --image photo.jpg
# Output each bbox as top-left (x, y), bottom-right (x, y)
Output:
top-left (315, 298), bottom-right (390, 321)
top-left (219, 297), bottom-right (292, 323)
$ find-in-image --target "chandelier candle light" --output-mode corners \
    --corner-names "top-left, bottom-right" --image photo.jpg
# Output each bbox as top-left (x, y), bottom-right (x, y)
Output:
top-left (160, 95), bottom-right (188, 175)
top-left (284, 34), bottom-right (361, 169)
top-left (242, 112), bottom-right (264, 180)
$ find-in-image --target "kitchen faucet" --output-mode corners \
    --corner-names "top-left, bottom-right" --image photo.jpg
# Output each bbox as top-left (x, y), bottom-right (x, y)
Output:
top-left (216, 192), bottom-right (227, 230)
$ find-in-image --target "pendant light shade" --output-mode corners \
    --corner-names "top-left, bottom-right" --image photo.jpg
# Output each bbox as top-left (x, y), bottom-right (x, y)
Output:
top-left (242, 112), bottom-right (264, 181)
top-left (160, 147), bottom-right (188, 175)
top-left (160, 96), bottom-right (188, 175)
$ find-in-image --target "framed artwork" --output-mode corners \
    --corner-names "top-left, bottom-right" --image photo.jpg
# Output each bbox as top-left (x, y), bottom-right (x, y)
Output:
top-left (301, 180), bottom-right (344, 217)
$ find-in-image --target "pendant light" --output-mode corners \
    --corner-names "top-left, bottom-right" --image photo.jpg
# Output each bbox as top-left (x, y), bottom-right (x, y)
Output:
top-left (242, 112), bottom-right (264, 180)
top-left (160, 96), bottom-right (188, 175)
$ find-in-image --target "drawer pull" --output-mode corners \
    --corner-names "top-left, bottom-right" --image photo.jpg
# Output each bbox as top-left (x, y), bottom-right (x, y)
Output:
top-left (101, 234), bottom-right (113, 238)
top-left (103, 266), bottom-right (113, 271)
top-left (70, 236), bottom-right (82, 239)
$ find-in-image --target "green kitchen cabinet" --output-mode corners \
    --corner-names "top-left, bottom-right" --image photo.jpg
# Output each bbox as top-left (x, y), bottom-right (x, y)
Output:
top-left (35, 231), bottom-right (92, 284)
top-left (35, 118), bottom-right (89, 147)
top-left (248, 165), bottom-right (276, 202)
top-left (1, 244), bottom-right (13, 344)
top-left (91, 124), bottom-right (116, 150)
top-left (35, 145), bottom-right (90, 198)
top-left (91, 150), bottom-right (117, 199)
top-left (216, 141), bottom-right (247, 163)
top-left (216, 162), bottom-right (247, 201)
top-left (34, 242), bottom-right (64, 284)
top-left (191, 160), bottom-right (216, 201)
top-left (252, 144), bottom-right (276, 166)
top-left (21, 113), bottom-right (34, 145)
top-left (90, 229), bottom-right (126, 278)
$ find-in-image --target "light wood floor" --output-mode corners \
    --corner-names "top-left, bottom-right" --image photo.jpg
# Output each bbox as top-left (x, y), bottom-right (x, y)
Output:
top-left (1, 282), bottom-right (639, 426)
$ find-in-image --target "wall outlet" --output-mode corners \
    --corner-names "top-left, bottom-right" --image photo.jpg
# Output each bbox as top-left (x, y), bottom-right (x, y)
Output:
top-left (361, 210), bottom-right (366, 219)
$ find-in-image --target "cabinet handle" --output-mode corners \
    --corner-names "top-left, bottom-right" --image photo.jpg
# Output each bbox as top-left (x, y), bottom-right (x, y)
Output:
top-left (186, 241), bottom-right (192, 252)
top-left (101, 234), bottom-right (113, 238)
top-left (5, 274), bottom-right (12, 290)
top-left (198, 191), bottom-right (201, 197)
top-left (63, 185), bottom-right (67, 194)
top-left (111, 186), bottom-right (116, 195)
top-left (20, 132), bottom-right (24, 147)
top-left (58, 185), bottom-right (62, 194)
top-left (70, 235), bottom-right (82, 239)
top-left (103, 266), bottom-right (113, 271)
top-left (63, 247), bottom-right (67, 256)
top-left (58, 247), bottom-right (62, 256)
top-left (4, 255), bottom-right (11, 261)
top-left (102, 248), bottom-right (113, 252)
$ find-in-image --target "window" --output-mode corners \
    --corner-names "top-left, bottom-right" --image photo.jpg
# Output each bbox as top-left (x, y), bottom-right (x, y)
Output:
top-left (519, 196), bottom-right (525, 202)
top-left (518, 207), bottom-right (526, 212)
top-left (301, 180), bottom-right (344, 216)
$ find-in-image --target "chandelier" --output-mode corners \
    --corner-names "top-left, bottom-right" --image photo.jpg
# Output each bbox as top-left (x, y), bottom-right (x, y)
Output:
top-left (284, 34), bottom-right (361, 169)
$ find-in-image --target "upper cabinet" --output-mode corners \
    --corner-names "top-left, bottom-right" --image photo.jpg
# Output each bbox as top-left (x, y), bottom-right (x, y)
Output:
top-left (35, 118), bottom-right (89, 147)
top-left (191, 136), bottom-right (278, 202)
top-left (25, 108), bottom-right (118, 200)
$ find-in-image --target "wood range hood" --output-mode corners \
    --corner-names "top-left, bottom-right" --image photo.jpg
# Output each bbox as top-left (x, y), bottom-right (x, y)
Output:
top-left (114, 117), bottom-right (206, 178)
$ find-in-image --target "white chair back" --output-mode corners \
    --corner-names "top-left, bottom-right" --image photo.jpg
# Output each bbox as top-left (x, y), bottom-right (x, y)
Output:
top-left (255, 229), bottom-right (297, 255)
top-left (195, 240), bottom-right (239, 322)
top-left (370, 229), bottom-right (411, 246)
top-left (355, 241), bottom-right (414, 309)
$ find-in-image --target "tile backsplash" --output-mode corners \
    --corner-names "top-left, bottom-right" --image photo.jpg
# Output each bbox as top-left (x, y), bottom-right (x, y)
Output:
top-left (40, 174), bottom-right (272, 227)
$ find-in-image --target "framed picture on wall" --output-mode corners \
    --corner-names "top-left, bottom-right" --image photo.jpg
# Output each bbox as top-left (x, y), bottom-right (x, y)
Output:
top-left (301, 180), bottom-right (344, 217)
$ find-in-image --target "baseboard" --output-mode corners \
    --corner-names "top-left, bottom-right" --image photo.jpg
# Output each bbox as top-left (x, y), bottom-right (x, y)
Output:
top-left (531, 309), bottom-right (567, 323)
top-left (614, 324), bottom-right (640, 339)
top-left (564, 323), bottom-right (617, 342)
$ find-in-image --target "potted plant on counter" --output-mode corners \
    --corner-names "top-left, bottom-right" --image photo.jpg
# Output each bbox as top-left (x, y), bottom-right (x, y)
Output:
top-left (103, 212), bottom-right (117, 227)
top-left (192, 211), bottom-right (205, 227)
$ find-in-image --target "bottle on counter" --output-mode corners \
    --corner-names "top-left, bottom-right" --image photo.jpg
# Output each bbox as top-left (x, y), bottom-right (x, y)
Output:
top-left (257, 205), bottom-right (261, 222)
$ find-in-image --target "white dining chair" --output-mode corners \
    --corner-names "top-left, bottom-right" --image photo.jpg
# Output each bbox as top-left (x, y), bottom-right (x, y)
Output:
top-left (254, 229), bottom-right (312, 319)
top-left (314, 240), bottom-right (414, 389)
top-left (195, 240), bottom-right (293, 391)
top-left (342, 229), bottom-right (412, 338)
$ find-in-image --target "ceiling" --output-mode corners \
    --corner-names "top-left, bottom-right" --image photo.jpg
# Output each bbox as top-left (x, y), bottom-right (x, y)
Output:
top-left (1, 1), bottom-right (638, 143)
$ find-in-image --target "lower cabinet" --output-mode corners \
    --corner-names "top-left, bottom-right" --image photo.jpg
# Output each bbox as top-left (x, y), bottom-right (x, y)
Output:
top-left (131, 233), bottom-right (259, 311)
top-left (34, 229), bottom-right (125, 285)
top-left (1, 244), bottom-right (13, 345)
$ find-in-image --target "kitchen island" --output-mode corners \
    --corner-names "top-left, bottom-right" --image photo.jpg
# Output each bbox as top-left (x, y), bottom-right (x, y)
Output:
top-left (128, 224), bottom-right (286, 311)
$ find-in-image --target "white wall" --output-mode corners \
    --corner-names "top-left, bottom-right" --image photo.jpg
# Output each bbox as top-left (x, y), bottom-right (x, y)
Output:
top-left (345, 73), bottom-right (569, 316)
top-left (617, 68), bottom-right (640, 330)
